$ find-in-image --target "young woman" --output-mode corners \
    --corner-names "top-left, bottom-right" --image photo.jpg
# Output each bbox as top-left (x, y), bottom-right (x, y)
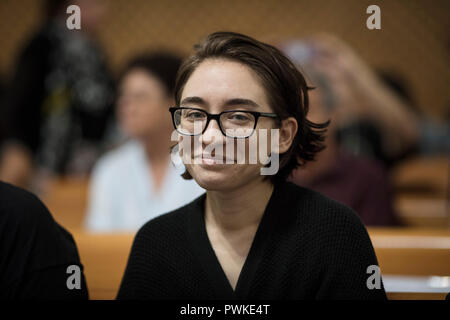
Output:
top-left (117, 32), bottom-right (387, 300)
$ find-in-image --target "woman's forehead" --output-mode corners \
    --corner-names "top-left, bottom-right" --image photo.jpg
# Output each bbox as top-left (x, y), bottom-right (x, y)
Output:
top-left (181, 59), bottom-right (270, 110)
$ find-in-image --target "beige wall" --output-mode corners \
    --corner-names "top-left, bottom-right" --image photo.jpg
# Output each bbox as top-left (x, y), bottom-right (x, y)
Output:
top-left (0, 0), bottom-right (448, 117)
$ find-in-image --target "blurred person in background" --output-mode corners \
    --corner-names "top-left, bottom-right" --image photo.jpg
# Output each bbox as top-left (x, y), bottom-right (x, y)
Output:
top-left (280, 36), bottom-right (449, 222)
top-left (284, 34), bottom-right (449, 166)
top-left (280, 35), bottom-right (421, 169)
top-left (281, 38), bottom-right (401, 225)
top-left (85, 52), bottom-right (204, 232)
top-left (0, 0), bottom-right (115, 191)
top-left (285, 67), bottom-right (398, 226)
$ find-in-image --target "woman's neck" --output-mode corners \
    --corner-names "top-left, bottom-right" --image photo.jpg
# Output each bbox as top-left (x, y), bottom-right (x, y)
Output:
top-left (205, 178), bottom-right (274, 232)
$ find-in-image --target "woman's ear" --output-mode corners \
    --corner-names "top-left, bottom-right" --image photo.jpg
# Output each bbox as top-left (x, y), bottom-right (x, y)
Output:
top-left (278, 117), bottom-right (298, 154)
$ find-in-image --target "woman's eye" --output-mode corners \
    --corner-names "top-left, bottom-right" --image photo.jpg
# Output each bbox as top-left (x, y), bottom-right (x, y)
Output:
top-left (186, 111), bottom-right (205, 119)
top-left (229, 113), bottom-right (251, 121)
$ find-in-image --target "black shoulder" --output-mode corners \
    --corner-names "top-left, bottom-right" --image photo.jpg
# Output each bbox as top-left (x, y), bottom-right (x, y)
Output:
top-left (281, 181), bottom-right (374, 253)
top-left (0, 182), bottom-right (88, 299)
top-left (133, 192), bottom-right (205, 244)
top-left (0, 182), bottom-right (55, 229)
top-left (284, 181), bottom-right (365, 232)
top-left (0, 182), bottom-right (81, 268)
top-left (281, 183), bottom-right (385, 299)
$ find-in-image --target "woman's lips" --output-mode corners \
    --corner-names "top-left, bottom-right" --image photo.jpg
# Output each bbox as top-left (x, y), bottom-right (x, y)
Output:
top-left (193, 154), bottom-right (234, 165)
top-left (201, 157), bottom-right (218, 165)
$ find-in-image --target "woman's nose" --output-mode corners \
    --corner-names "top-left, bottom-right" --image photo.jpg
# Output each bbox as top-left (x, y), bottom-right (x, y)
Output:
top-left (202, 119), bottom-right (224, 145)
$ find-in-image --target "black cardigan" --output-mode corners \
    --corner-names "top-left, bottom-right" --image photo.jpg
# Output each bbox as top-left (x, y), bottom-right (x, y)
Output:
top-left (117, 181), bottom-right (387, 300)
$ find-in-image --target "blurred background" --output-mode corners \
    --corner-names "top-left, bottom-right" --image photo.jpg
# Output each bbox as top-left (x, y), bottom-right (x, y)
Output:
top-left (0, 0), bottom-right (448, 299)
top-left (0, 0), bottom-right (449, 117)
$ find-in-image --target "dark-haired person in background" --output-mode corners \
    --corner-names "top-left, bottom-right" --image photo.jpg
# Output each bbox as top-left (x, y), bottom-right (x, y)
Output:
top-left (85, 52), bottom-right (204, 232)
top-left (117, 32), bottom-right (387, 300)
top-left (0, 181), bottom-right (88, 299)
top-left (0, 0), bottom-right (115, 190)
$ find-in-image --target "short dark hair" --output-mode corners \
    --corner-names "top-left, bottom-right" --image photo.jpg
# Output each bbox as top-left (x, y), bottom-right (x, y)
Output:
top-left (174, 31), bottom-right (329, 184)
top-left (121, 51), bottom-right (183, 96)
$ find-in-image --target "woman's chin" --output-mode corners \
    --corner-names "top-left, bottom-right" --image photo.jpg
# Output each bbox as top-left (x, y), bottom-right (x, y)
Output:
top-left (187, 163), bottom-right (262, 191)
top-left (188, 165), bottom-right (237, 191)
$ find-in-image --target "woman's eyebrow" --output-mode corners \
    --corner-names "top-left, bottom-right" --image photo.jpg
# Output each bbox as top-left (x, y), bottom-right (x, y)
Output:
top-left (223, 98), bottom-right (260, 108)
top-left (180, 96), bottom-right (206, 106)
top-left (180, 97), bottom-right (260, 109)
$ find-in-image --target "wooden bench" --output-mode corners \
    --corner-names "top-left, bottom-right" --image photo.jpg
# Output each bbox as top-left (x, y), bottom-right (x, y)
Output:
top-left (394, 196), bottom-right (449, 227)
top-left (386, 292), bottom-right (447, 300)
top-left (390, 155), bottom-right (449, 227)
top-left (368, 227), bottom-right (450, 276)
top-left (74, 232), bottom-right (134, 300)
top-left (41, 177), bottom-right (89, 230)
top-left (391, 155), bottom-right (449, 198)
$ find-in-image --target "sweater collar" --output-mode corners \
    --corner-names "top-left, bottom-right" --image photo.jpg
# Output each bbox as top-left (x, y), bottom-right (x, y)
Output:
top-left (186, 180), bottom-right (290, 299)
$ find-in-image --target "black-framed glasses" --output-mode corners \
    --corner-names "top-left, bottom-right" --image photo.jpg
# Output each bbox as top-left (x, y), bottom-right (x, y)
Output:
top-left (169, 107), bottom-right (279, 138)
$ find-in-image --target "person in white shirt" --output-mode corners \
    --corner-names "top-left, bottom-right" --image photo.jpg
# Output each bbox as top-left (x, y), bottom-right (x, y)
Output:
top-left (85, 52), bottom-right (204, 232)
